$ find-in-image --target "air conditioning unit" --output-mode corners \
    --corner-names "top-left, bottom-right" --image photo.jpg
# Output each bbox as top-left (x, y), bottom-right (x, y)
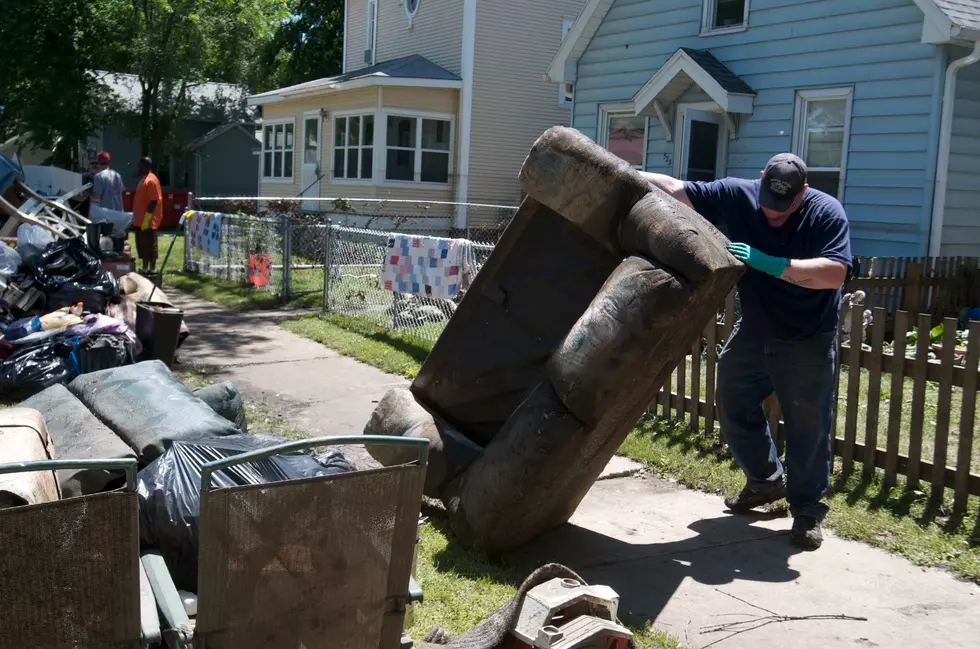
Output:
top-left (364, 49), bottom-right (373, 64)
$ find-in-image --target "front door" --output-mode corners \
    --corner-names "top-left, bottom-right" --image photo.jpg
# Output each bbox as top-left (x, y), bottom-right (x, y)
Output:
top-left (301, 114), bottom-right (321, 211)
top-left (677, 108), bottom-right (727, 182)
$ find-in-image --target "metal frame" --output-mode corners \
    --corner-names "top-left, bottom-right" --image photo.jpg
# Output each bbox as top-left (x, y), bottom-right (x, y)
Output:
top-left (145, 435), bottom-right (428, 649)
top-left (0, 458), bottom-right (158, 648)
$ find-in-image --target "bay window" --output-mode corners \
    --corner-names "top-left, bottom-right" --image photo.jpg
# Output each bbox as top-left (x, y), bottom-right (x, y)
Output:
top-left (385, 114), bottom-right (452, 184)
top-left (262, 121), bottom-right (295, 180)
top-left (333, 113), bottom-right (375, 181)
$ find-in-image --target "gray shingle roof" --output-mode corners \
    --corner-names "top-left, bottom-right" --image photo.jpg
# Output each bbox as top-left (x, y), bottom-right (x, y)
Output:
top-left (679, 48), bottom-right (755, 96)
top-left (934, 0), bottom-right (980, 31)
top-left (251, 55), bottom-right (460, 99)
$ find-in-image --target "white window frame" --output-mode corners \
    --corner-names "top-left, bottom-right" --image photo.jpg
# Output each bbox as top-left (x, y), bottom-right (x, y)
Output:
top-left (598, 103), bottom-right (648, 170)
top-left (700, 0), bottom-right (750, 36)
top-left (261, 118), bottom-right (296, 182)
top-left (366, 0), bottom-right (378, 65)
top-left (331, 110), bottom-right (377, 186)
top-left (792, 86), bottom-right (854, 201)
top-left (559, 16), bottom-right (576, 107)
top-left (405, 0), bottom-right (420, 27)
top-left (379, 109), bottom-right (454, 188)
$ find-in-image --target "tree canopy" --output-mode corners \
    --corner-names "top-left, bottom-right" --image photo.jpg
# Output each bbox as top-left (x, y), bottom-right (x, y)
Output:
top-left (0, 0), bottom-right (346, 167)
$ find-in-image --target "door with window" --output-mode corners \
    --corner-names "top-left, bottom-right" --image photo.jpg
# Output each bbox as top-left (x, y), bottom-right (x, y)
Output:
top-left (301, 114), bottom-right (320, 211)
top-left (677, 107), bottom-right (727, 182)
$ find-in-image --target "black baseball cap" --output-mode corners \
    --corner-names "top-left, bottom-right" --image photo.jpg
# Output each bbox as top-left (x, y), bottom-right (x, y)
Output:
top-left (759, 153), bottom-right (807, 211)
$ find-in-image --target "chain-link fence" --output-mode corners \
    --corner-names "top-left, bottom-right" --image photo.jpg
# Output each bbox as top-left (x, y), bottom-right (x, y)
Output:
top-left (185, 197), bottom-right (514, 339)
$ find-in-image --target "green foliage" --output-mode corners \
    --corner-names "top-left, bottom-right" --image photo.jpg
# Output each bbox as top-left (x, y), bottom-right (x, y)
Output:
top-left (0, 0), bottom-right (114, 162)
top-left (259, 0), bottom-right (344, 91)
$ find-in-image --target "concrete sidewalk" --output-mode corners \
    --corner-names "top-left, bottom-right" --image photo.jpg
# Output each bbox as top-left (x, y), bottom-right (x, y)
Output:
top-left (172, 292), bottom-right (980, 649)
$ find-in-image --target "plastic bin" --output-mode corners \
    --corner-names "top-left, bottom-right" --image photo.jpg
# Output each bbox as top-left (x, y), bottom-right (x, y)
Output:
top-left (135, 301), bottom-right (184, 368)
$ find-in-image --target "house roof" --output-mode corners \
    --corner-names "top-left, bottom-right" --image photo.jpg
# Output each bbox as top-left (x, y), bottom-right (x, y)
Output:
top-left (94, 71), bottom-right (254, 121)
top-left (917, 0), bottom-right (980, 41)
top-left (935, 0), bottom-right (980, 31)
top-left (248, 55), bottom-right (462, 106)
top-left (548, 0), bottom-right (979, 82)
top-left (190, 123), bottom-right (260, 150)
top-left (633, 48), bottom-right (755, 115)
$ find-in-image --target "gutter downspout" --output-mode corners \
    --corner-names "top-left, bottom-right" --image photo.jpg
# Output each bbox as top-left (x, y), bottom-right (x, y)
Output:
top-left (929, 40), bottom-right (980, 257)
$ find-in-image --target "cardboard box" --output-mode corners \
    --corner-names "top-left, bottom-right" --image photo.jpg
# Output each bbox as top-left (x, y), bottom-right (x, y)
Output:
top-left (102, 257), bottom-right (136, 279)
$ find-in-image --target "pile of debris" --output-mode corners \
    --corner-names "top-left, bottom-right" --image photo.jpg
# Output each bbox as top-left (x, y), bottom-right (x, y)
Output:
top-left (0, 153), bottom-right (186, 398)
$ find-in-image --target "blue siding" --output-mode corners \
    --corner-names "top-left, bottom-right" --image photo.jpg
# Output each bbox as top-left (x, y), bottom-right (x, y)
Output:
top-left (572, 0), bottom-right (945, 257)
top-left (941, 46), bottom-right (980, 256)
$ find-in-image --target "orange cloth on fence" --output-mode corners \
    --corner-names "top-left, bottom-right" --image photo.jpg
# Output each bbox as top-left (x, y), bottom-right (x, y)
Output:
top-left (133, 172), bottom-right (164, 230)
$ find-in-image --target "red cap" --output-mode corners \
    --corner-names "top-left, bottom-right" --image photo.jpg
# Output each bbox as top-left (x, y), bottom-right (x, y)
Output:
top-left (96, 151), bottom-right (110, 164)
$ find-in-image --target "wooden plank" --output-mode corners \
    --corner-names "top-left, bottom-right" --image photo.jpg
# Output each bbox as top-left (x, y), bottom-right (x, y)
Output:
top-left (690, 337), bottom-right (701, 430)
top-left (885, 311), bottom-right (908, 490)
top-left (677, 351), bottom-right (687, 421)
top-left (931, 318), bottom-right (957, 499)
top-left (864, 308), bottom-right (886, 476)
top-left (705, 319), bottom-right (718, 437)
top-left (848, 345), bottom-right (979, 388)
top-left (954, 321), bottom-right (980, 514)
top-left (833, 438), bottom-right (980, 496)
top-left (907, 313), bottom-right (931, 490)
top-left (842, 304), bottom-right (864, 477)
top-left (887, 257), bottom-right (899, 312)
top-left (660, 370), bottom-right (671, 418)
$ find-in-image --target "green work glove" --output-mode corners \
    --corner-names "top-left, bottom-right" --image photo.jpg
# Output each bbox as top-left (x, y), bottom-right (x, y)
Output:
top-left (727, 243), bottom-right (788, 278)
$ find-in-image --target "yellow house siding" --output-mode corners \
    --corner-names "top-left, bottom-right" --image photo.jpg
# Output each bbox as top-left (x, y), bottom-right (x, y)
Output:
top-left (382, 87), bottom-right (457, 114)
top-left (375, 0), bottom-right (463, 75)
top-left (466, 0), bottom-right (584, 224)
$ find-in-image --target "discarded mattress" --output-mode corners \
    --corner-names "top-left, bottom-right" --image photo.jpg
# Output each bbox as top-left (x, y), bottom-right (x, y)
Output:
top-left (0, 408), bottom-right (60, 508)
top-left (20, 384), bottom-right (136, 498)
top-left (366, 127), bottom-right (743, 553)
top-left (69, 360), bottom-right (240, 465)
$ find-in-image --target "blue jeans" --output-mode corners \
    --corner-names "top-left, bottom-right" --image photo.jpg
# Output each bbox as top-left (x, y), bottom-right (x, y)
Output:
top-left (716, 324), bottom-right (837, 521)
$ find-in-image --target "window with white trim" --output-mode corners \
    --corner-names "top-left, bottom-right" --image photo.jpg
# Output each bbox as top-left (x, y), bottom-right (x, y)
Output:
top-left (601, 111), bottom-right (647, 169)
top-left (262, 121), bottom-right (295, 180)
top-left (333, 114), bottom-right (375, 181)
top-left (701, 0), bottom-right (749, 34)
top-left (366, 0), bottom-right (377, 58)
top-left (793, 87), bottom-right (853, 200)
top-left (385, 115), bottom-right (452, 184)
top-left (559, 16), bottom-right (576, 106)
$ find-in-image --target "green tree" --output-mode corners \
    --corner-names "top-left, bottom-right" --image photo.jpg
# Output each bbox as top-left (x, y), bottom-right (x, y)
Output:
top-left (97, 0), bottom-right (291, 159)
top-left (0, 0), bottom-right (114, 167)
top-left (260, 0), bottom-right (344, 91)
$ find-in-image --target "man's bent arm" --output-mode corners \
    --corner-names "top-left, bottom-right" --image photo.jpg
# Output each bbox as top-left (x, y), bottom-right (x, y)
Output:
top-left (780, 258), bottom-right (847, 290)
top-left (638, 171), bottom-right (693, 209)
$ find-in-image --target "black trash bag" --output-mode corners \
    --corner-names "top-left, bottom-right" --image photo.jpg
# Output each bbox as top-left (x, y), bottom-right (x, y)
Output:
top-left (69, 360), bottom-right (242, 465)
top-left (192, 382), bottom-right (247, 433)
top-left (75, 333), bottom-right (134, 375)
top-left (137, 433), bottom-right (354, 591)
top-left (0, 336), bottom-right (80, 399)
top-left (28, 237), bottom-right (120, 312)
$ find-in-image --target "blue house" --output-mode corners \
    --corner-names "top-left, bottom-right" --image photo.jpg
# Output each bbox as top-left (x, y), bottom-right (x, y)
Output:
top-left (547, 0), bottom-right (980, 257)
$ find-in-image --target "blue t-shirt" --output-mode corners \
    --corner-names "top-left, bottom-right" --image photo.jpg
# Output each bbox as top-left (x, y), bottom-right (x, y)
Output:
top-left (684, 177), bottom-right (852, 341)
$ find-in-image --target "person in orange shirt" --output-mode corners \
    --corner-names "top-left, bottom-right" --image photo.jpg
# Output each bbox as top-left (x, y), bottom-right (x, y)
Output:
top-left (132, 156), bottom-right (164, 272)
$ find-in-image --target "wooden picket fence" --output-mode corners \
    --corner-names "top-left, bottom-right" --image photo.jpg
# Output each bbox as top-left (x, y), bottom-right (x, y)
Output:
top-left (847, 255), bottom-right (980, 319)
top-left (652, 296), bottom-right (980, 515)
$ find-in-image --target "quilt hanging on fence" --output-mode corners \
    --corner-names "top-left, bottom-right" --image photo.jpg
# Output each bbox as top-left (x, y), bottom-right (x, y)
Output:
top-left (185, 211), bottom-right (223, 257)
top-left (381, 235), bottom-right (474, 299)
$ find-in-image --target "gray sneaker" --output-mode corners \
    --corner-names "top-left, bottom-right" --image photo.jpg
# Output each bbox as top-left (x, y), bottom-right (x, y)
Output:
top-left (723, 477), bottom-right (787, 513)
top-left (791, 515), bottom-right (823, 550)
